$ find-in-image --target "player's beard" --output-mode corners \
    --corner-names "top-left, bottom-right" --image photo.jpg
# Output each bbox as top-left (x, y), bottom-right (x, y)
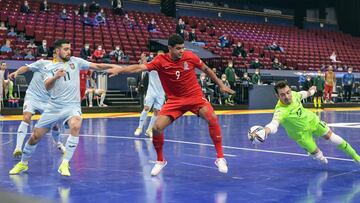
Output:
top-left (61, 54), bottom-right (71, 62)
top-left (284, 98), bottom-right (291, 105)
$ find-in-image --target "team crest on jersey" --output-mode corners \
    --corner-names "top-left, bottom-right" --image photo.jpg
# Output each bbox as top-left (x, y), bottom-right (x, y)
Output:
top-left (183, 62), bottom-right (189, 70)
top-left (69, 63), bottom-right (75, 69)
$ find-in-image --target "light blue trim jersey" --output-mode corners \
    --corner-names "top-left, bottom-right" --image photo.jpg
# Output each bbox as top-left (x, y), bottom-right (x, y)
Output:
top-left (43, 57), bottom-right (90, 107)
top-left (148, 71), bottom-right (164, 97)
top-left (25, 59), bottom-right (51, 101)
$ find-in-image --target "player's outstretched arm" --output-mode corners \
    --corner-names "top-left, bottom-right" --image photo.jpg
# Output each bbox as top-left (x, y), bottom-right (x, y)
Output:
top-left (8, 66), bottom-right (29, 80)
top-left (45, 69), bottom-right (66, 90)
top-left (89, 63), bottom-right (121, 70)
top-left (107, 64), bottom-right (148, 77)
top-left (299, 86), bottom-right (316, 100)
top-left (264, 119), bottom-right (280, 137)
top-left (201, 64), bottom-right (235, 94)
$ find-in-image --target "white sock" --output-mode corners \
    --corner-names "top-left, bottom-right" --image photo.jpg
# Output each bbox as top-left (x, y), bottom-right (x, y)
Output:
top-left (147, 115), bottom-right (157, 130)
top-left (328, 132), bottom-right (344, 146)
top-left (88, 92), bottom-right (93, 105)
top-left (100, 93), bottom-right (105, 105)
top-left (21, 142), bottom-right (38, 164)
top-left (16, 121), bottom-right (29, 149)
top-left (51, 128), bottom-right (60, 143)
top-left (313, 150), bottom-right (324, 159)
top-left (138, 110), bottom-right (149, 129)
top-left (64, 135), bottom-right (79, 162)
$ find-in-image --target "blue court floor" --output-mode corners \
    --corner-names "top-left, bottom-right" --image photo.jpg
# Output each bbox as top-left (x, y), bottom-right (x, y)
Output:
top-left (1, 110), bottom-right (360, 203)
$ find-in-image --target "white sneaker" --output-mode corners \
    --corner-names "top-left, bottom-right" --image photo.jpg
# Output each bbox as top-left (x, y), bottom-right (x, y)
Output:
top-left (151, 160), bottom-right (167, 176)
top-left (57, 142), bottom-right (66, 154)
top-left (309, 153), bottom-right (328, 164)
top-left (134, 128), bottom-right (142, 136)
top-left (89, 104), bottom-right (93, 107)
top-left (145, 128), bottom-right (153, 137)
top-left (215, 158), bottom-right (228, 173)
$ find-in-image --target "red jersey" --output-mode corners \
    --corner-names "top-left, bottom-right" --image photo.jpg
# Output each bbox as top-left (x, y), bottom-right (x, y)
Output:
top-left (146, 51), bottom-right (204, 99)
top-left (80, 70), bottom-right (90, 100)
top-left (80, 70), bottom-right (89, 88)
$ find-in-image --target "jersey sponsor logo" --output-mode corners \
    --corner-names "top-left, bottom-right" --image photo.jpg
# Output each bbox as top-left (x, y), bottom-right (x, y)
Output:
top-left (70, 63), bottom-right (75, 70)
top-left (184, 62), bottom-right (189, 70)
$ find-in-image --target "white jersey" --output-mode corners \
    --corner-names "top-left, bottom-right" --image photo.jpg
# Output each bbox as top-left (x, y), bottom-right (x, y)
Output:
top-left (25, 59), bottom-right (51, 101)
top-left (42, 56), bottom-right (90, 107)
top-left (147, 71), bottom-right (164, 97)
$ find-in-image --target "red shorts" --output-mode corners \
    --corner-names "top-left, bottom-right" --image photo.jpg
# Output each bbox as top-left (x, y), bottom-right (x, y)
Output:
top-left (324, 84), bottom-right (333, 93)
top-left (159, 96), bottom-right (213, 120)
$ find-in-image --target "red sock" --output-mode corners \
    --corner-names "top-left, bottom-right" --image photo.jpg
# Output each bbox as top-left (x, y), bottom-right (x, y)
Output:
top-left (152, 133), bottom-right (165, 161)
top-left (209, 121), bottom-right (224, 158)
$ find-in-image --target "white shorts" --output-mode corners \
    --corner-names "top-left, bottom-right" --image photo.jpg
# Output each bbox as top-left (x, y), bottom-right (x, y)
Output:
top-left (23, 98), bottom-right (48, 114)
top-left (144, 94), bottom-right (165, 110)
top-left (35, 105), bottom-right (82, 129)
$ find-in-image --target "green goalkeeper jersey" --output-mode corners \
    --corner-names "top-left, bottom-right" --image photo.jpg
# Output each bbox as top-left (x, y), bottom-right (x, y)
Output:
top-left (273, 91), bottom-right (319, 137)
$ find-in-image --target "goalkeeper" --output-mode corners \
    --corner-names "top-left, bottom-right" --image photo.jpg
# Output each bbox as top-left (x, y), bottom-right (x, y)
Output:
top-left (262, 80), bottom-right (360, 164)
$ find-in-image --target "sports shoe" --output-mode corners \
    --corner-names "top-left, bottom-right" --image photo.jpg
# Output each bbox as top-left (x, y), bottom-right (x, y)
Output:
top-left (58, 161), bottom-right (71, 176)
top-left (99, 103), bottom-right (108, 107)
top-left (309, 153), bottom-right (328, 164)
top-left (151, 160), bottom-right (167, 176)
top-left (145, 128), bottom-right (153, 137)
top-left (134, 128), bottom-right (142, 136)
top-left (215, 158), bottom-right (228, 173)
top-left (12, 148), bottom-right (22, 159)
top-left (9, 161), bottom-right (28, 175)
top-left (57, 142), bottom-right (66, 154)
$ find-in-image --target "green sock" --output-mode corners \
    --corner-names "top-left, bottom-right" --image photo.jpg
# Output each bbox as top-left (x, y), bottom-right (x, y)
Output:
top-left (8, 81), bottom-right (13, 98)
top-left (338, 141), bottom-right (360, 162)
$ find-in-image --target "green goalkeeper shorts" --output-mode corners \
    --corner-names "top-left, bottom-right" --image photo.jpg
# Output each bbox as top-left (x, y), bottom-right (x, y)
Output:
top-left (289, 120), bottom-right (330, 153)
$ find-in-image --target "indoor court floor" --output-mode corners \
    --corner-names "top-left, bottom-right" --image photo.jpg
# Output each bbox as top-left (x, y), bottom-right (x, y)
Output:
top-left (0, 108), bottom-right (360, 203)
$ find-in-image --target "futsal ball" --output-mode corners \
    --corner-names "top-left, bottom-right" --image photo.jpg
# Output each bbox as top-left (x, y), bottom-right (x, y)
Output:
top-left (248, 125), bottom-right (267, 144)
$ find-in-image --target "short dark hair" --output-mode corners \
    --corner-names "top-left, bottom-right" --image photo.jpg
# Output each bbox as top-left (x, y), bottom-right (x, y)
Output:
top-left (168, 34), bottom-right (184, 47)
top-left (53, 39), bottom-right (70, 49)
top-left (274, 80), bottom-right (289, 94)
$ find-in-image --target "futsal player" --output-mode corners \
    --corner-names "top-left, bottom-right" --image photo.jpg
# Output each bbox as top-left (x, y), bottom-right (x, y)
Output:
top-left (108, 34), bottom-right (235, 176)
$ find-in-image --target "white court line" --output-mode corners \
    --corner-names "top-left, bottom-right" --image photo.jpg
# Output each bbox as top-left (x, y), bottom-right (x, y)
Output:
top-left (329, 170), bottom-right (360, 178)
top-left (180, 162), bottom-right (215, 169)
top-left (0, 140), bottom-right (12, 146)
top-left (0, 132), bottom-right (354, 162)
top-left (224, 154), bottom-right (237, 157)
